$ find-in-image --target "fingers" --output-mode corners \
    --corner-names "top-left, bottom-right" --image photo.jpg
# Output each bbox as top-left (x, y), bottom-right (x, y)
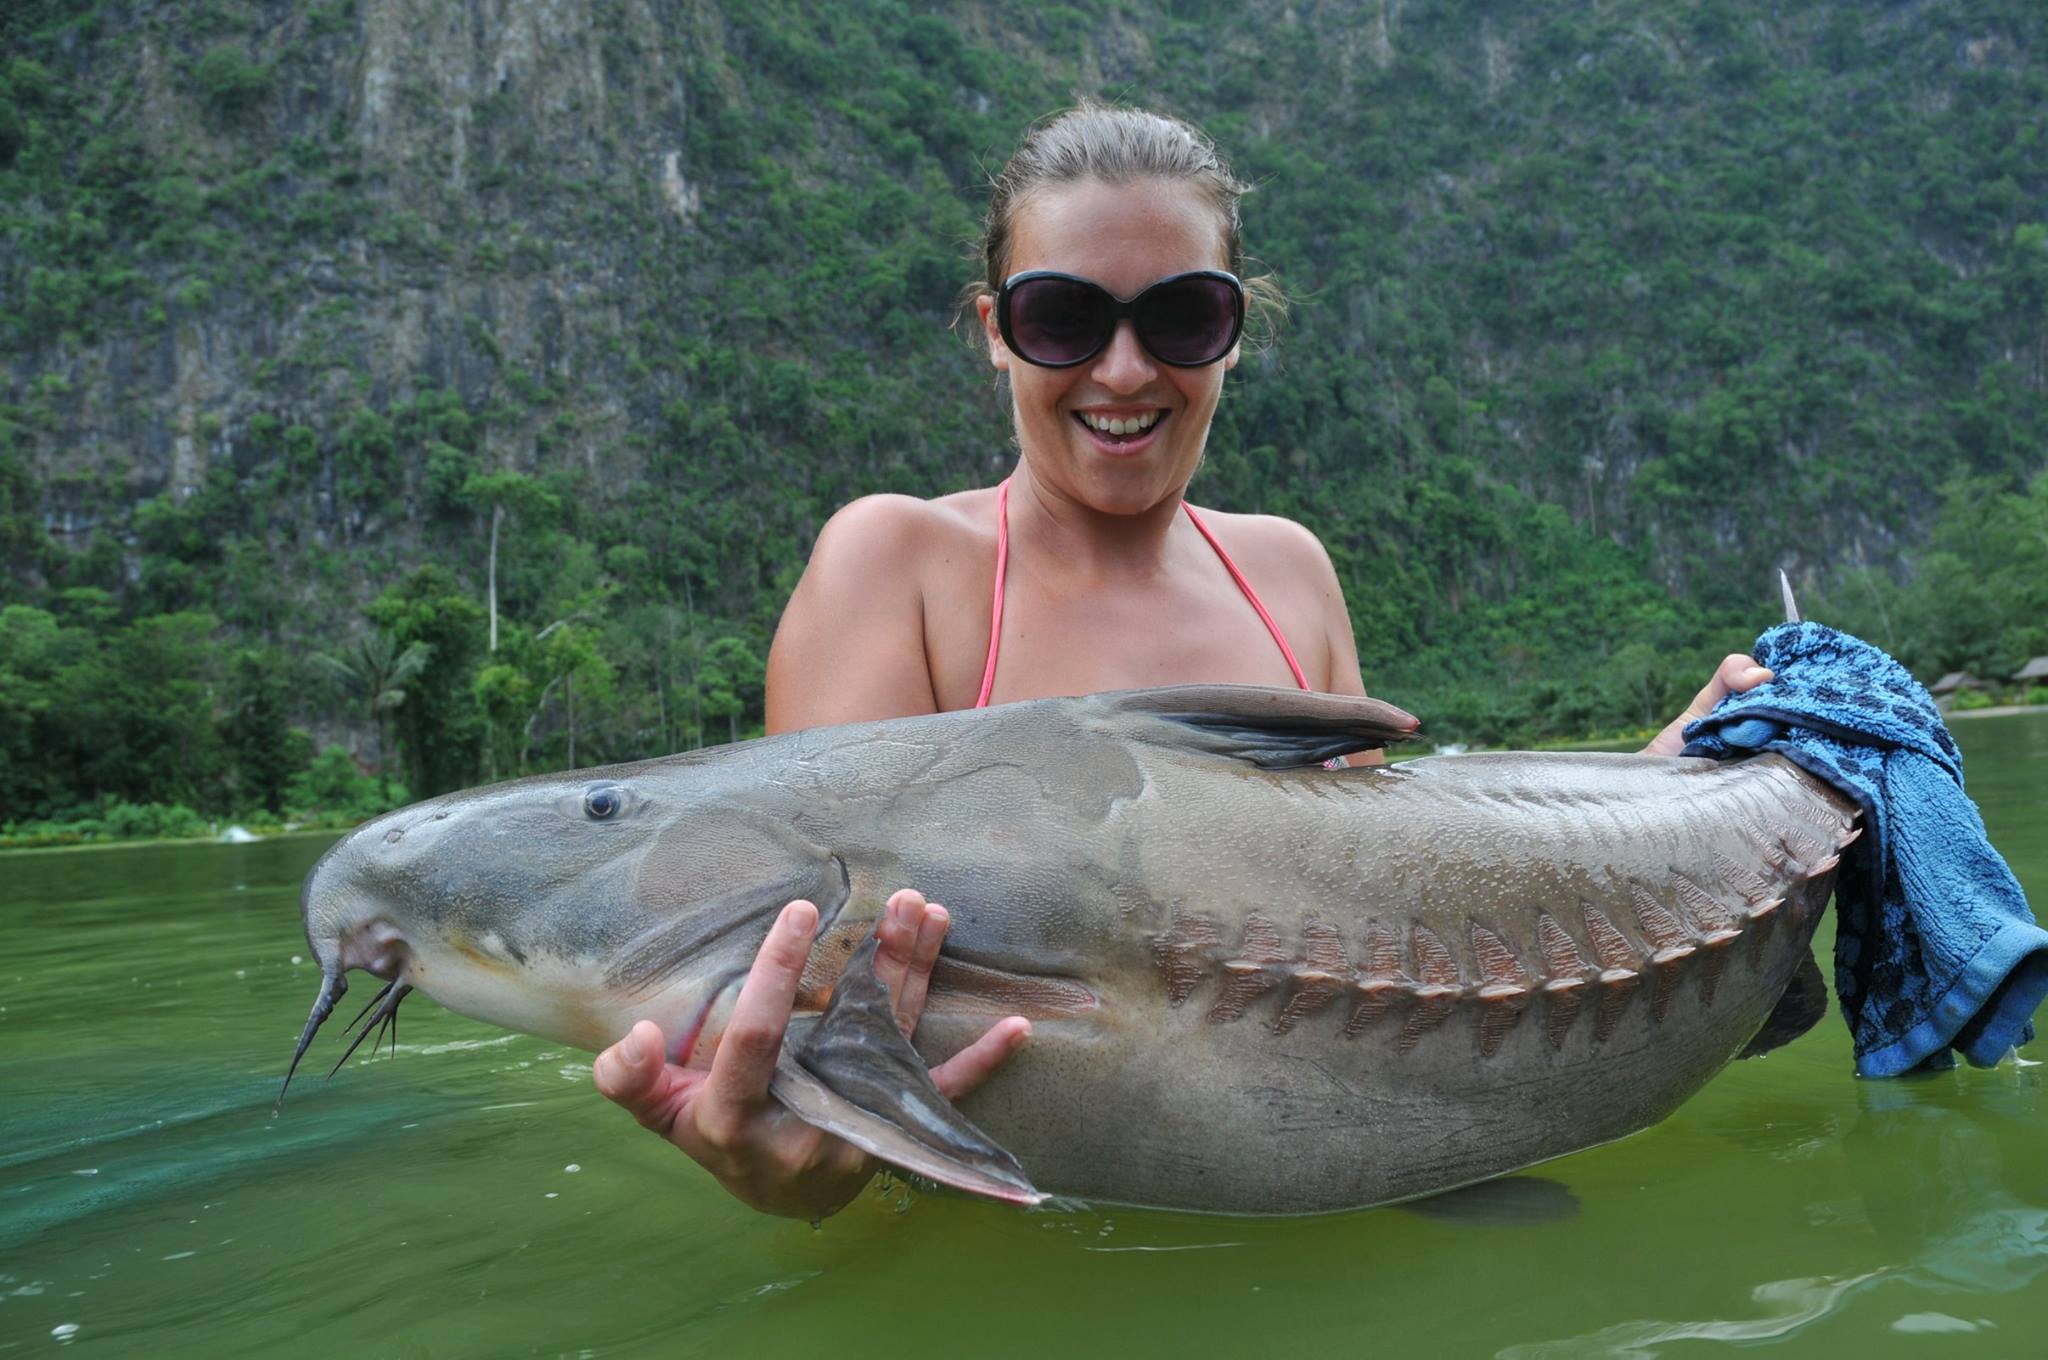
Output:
top-left (1724, 653), bottom-right (1774, 694)
top-left (593, 1020), bottom-right (663, 1104)
top-left (593, 1019), bottom-right (688, 1137)
top-left (703, 900), bottom-right (817, 1113)
top-left (931, 1016), bottom-right (1030, 1100)
top-left (871, 888), bottom-right (927, 1006)
top-left (1643, 653), bottom-right (1775, 756)
top-left (891, 903), bottom-right (949, 1032)
top-left (872, 888), bottom-right (949, 1033)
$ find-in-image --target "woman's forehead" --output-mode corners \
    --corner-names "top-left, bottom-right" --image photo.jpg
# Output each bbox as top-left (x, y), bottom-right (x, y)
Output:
top-left (1006, 177), bottom-right (1230, 291)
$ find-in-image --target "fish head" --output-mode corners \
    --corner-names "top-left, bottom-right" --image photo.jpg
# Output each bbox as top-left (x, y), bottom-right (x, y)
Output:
top-left (282, 753), bottom-right (848, 1104)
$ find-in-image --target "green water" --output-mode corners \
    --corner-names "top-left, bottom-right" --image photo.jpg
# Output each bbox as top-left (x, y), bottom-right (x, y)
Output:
top-left (3, 716), bottom-right (2045, 1358)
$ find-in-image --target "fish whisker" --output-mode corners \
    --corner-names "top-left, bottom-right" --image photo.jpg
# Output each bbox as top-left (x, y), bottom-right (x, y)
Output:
top-left (276, 967), bottom-right (347, 1113)
top-left (326, 983), bottom-right (414, 1080)
top-left (341, 980), bottom-right (396, 1038)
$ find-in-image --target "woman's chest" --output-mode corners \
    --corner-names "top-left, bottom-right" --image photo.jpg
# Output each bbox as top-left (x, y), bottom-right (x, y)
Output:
top-left (928, 567), bottom-right (1317, 708)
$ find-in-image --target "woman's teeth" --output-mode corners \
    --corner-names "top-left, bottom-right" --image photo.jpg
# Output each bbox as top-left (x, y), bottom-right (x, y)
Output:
top-left (1080, 411), bottom-right (1160, 436)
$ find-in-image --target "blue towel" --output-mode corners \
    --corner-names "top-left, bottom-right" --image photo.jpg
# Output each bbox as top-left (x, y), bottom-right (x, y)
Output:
top-left (1681, 622), bottom-right (2048, 1076)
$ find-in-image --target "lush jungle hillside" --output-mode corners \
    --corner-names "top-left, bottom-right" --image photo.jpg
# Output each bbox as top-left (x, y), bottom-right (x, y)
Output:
top-left (2, 0), bottom-right (2045, 834)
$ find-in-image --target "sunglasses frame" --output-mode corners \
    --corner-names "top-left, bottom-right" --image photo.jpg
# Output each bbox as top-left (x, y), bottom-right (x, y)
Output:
top-left (995, 269), bottom-right (1246, 369)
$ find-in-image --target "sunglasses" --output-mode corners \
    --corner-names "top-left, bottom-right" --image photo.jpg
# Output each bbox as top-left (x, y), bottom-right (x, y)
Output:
top-left (995, 270), bottom-right (1245, 369)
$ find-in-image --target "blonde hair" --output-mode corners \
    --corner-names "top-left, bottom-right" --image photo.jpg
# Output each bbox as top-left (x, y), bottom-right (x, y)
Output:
top-left (961, 101), bottom-right (1285, 348)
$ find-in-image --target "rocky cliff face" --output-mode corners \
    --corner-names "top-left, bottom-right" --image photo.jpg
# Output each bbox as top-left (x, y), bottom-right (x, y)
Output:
top-left (3, 0), bottom-right (2043, 690)
top-left (19, 0), bottom-right (694, 496)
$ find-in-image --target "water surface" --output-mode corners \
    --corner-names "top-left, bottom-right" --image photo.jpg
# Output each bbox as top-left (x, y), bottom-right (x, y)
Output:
top-left (3, 714), bottom-right (2045, 1357)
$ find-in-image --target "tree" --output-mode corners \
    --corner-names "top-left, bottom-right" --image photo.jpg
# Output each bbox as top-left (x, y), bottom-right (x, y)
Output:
top-left (461, 470), bottom-right (562, 654)
top-left (311, 630), bottom-right (431, 798)
top-left (546, 623), bottom-right (616, 768)
top-left (224, 648), bottom-right (311, 815)
top-left (696, 635), bottom-right (765, 745)
top-left (366, 567), bottom-right (486, 796)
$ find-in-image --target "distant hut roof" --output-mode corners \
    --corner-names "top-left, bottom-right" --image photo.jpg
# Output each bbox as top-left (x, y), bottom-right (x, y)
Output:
top-left (2014, 656), bottom-right (2048, 683)
top-left (1930, 672), bottom-right (1981, 694)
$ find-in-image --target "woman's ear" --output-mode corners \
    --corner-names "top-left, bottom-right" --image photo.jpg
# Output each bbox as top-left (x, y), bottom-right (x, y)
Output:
top-left (1223, 341), bottom-right (1241, 372)
top-left (976, 293), bottom-right (1010, 373)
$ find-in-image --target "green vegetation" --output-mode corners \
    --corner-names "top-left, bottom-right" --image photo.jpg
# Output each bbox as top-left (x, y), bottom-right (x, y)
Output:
top-left (1, 0), bottom-right (2045, 841)
top-left (193, 44), bottom-right (271, 116)
top-left (1814, 471), bottom-right (2048, 684)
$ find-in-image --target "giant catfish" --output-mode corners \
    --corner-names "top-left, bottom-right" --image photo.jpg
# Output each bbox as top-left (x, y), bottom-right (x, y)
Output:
top-left (283, 682), bottom-right (1858, 1214)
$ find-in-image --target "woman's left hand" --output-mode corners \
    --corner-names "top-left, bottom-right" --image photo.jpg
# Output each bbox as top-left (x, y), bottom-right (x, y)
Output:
top-left (1641, 653), bottom-right (1774, 756)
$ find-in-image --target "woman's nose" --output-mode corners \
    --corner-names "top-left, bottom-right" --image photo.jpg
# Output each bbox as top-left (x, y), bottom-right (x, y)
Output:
top-left (1089, 320), bottom-right (1157, 391)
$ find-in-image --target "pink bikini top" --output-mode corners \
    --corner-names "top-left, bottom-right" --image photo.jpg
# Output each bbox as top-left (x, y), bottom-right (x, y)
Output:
top-left (974, 477), bottom-right (1311, 708)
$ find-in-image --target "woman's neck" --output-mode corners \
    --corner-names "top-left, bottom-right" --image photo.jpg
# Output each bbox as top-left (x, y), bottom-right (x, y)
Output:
top-left (1006, 462), bottom-right (1190, 583)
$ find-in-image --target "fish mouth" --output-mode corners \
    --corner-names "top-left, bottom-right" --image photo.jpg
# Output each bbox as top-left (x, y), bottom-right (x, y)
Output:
top-left (669, 968), bottom-right (748, 1067)
top-left (667, 866), bottom-right (855, 1068)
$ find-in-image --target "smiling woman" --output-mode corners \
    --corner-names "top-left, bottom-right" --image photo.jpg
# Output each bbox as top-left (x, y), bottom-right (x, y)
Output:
top-left (590, 102), bottom-right (1771, 1221)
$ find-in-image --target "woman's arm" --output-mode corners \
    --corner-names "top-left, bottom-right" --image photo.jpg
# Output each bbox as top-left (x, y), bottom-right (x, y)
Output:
top-left (766, 496), bottom-right (941, 733)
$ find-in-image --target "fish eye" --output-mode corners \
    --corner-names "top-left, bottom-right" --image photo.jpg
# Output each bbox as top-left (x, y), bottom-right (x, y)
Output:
top-left (583, 786), bottom-right (625, 821)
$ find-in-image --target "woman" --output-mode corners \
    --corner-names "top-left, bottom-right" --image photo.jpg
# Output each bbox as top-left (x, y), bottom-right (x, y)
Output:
top-left (592, 104), bottom-right (1769, 1219)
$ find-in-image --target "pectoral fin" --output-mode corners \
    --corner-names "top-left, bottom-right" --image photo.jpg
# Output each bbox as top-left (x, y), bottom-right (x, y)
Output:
top-left (768, 934), bottom-right (1045, 1207)
top-left (1739, 951), bottom-right (1829, 1058)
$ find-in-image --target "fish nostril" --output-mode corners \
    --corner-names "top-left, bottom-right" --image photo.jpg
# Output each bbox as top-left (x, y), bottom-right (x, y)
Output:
top-left (385, 828), bottom-right (405, 844)
top-left (431, 810), bottom-right (450, 821)
top-left (338, 919), bottom-right (408, 978)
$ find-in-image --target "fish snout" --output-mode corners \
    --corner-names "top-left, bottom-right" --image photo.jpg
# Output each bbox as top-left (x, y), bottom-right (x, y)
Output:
top-left (300, 815), bottom-right (433, 981)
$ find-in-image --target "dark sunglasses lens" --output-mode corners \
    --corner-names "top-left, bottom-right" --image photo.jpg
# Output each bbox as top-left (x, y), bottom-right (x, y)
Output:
top-left (1135, 276), bottom-right (1240, 365)
top-left (1007, 277), bottom-right (1114, 365)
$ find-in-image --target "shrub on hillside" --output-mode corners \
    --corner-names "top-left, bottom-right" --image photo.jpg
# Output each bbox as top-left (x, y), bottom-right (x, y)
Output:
top-left (194, 45), bottom-right (269, 115)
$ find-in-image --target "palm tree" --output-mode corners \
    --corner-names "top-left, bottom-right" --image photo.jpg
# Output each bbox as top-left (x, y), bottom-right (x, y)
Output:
top-left (312, 632), bottom-right (431, 797)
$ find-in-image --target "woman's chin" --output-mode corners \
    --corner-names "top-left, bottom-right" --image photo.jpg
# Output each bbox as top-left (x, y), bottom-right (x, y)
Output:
top-left (1075, 456), bottom-right (1199, 514)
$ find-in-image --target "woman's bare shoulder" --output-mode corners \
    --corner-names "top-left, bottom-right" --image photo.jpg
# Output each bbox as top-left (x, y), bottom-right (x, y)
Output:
top-left (1186, 504), bottom-right (1365, 696)
top-left (810, 489), bottom-right (997, 571)
top-left (1184, 505), bottom-right (1341, 589)
top-left (770, 488), bottom-right (1001, 731)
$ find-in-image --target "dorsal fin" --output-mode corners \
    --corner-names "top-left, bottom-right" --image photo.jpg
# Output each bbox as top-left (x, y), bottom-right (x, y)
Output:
top-left (1095, 685), bottom-right (1420, 768)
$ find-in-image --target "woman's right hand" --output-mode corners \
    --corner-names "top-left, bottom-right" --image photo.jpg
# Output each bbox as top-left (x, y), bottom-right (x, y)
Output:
top-left (591, 888), bottom-right (1031, 1220)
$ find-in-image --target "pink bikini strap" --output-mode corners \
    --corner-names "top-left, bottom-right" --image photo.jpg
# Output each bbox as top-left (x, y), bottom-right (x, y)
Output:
top-left (973, 478), bottom-right (1012, 709)
top-left (1181, 502), bottom-right (1312, 691)
top-left (974, 477), bottom-right (1311, 709)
